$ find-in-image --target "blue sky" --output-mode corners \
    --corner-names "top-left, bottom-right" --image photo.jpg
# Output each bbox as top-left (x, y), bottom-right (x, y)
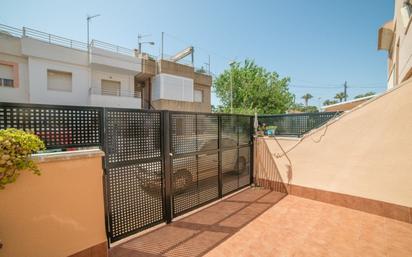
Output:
top-left (2, 0), bottom-right (393, 107)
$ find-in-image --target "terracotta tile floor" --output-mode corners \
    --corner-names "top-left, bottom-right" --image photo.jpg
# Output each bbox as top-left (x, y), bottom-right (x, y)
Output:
top-left (110, 188), bottom-right (286, 257)
top-left (205, 195), bottom-right (412, 257)
top-left (110, 188), bottom-right (412, 257)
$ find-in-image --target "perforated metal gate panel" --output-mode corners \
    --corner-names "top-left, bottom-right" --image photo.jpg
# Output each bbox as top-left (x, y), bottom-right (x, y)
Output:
top-left (104, 109), bottom-right (164, 243)
top-left (0, 103), bottom-right (102, 149)
top-left (170, 113), bottom-right (252, 216)
top-left (221, 115), bottom-right (252, 195)
top-left (170, 113), bottom-right (220, 215)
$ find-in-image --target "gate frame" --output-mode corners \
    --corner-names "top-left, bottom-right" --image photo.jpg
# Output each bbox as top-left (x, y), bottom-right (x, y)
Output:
top-left (101, 108), bottom-right (254, 243)
top-left (102, 107), bottom-right (166, 243)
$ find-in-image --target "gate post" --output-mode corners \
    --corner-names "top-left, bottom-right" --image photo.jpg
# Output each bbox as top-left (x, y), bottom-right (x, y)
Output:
top-left (250, 116), bottom-right (254, 185)
top-left (218, 115), bottom-right (223, 198)
top-left (161, 111), bottom-right (173, 223)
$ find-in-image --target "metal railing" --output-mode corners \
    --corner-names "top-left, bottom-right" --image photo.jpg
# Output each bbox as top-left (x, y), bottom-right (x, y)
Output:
top-left (1, 23), bottom-right (211, 73)
top-left (90, 87), bottom-right (141, 98)
top-left (0, 23), bottom-right (137, 56)
top-left (0, 24), bottom-right (22, 37)
top-left (23, 27), bottom-right (88, 51)
top-left (91, 40), bottom-right (135, 56)
top-left (258, 112), bottom-right (341, 137)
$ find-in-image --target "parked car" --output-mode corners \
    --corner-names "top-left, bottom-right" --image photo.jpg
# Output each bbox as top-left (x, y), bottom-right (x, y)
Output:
top-left (138, 137), bottom-right (247, 196)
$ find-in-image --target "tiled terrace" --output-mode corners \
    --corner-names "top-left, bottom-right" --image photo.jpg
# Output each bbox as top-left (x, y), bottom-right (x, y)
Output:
top-left (110, 188), bottom-right (412, 257)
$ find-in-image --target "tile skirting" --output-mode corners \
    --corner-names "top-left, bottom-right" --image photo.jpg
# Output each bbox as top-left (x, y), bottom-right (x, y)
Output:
top-left (255, 178), bottom-right (412, 224)
top-left (68, 242), bottom-right (108, 257)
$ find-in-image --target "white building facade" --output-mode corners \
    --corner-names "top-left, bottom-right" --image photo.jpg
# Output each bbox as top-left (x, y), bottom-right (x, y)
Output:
top-left (0, 25), bottom-right (141, 109)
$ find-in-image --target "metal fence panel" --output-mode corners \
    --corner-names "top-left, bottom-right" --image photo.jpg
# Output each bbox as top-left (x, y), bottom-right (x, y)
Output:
top-left (259, 112), bottom-right (340, 137)
top-left (0, 102), bottom-right (102, 149)
top-left (103, 108), bottom-right (164, 243)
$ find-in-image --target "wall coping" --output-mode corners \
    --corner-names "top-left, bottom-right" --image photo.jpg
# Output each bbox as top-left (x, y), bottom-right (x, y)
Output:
top-left (256, 136), bottom-right (300, 141)
top-left (32, 148), bottom-right (104, 163)
top-left (274, 136), bottom-right (300, 141)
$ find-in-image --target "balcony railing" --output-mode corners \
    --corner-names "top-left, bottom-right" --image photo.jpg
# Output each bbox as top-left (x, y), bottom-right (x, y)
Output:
top-left (0, 24), bottom-right (22, 37)
top-left (1, 24), bottom-right (135, 56)
top-left (91, 40), bottom-right (136, 57)
top-left (90, 87), bottom-right (141, 98)
top-left (23, 27), bottom-right (88, 51)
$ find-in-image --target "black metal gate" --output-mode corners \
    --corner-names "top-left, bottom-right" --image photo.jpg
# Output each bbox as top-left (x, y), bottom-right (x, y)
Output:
top-left (91, 108), bottom-right (253, 243)
top-left (103, 108), bottom-right (165, 243)
top-left (221, 115), bottom-right (252, 195)
top-left (169, 112), bottom-right (252, 217)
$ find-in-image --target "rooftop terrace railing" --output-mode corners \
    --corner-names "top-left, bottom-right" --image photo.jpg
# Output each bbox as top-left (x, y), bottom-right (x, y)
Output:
top-left (91, 40), bottom-right (136, 56)
top-left (0, 24), bottom-right (22, 37)
top-left (0, 23), bottom-right (88, 51)
top-left (258, 112), bottom-right (341, 137)
top-left (1, 24), bottom-right (212, 71)
top-left (23, 27), bottom-right (89, 51)
top-left (0, 23), bottom-right (136, 55)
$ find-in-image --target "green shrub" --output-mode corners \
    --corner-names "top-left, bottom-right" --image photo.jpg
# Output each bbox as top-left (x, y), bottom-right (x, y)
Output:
top-left (0, 128), bottom-right (45, 189)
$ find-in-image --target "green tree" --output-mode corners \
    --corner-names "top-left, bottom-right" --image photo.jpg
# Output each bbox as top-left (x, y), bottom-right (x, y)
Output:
top-left (213, 59), bottom-right (293, 114)
top-left (323, 99), bottom-right (338, 106)
top-left (334, 92), bottom-right (348, 102)
top-left (301, 93), bottom-right (313, 106)
top-left (354, 91), bottom-right (375, 99)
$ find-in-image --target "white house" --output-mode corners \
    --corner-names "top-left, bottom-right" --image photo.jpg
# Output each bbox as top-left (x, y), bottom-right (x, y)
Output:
top-left (0, 24), bottom-right (213, 112)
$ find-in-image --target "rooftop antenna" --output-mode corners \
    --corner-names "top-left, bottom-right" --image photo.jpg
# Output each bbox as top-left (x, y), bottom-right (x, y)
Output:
top-left (86, 14), bottom-right (100, 62)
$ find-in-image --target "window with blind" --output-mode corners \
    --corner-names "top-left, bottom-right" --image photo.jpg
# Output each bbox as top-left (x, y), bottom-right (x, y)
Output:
top-left (101, 80), bottom-right (121, 96)
top-left (47, 70), bottom-right (72, 92)
top-left (0, 63), bottom-right (14, 87)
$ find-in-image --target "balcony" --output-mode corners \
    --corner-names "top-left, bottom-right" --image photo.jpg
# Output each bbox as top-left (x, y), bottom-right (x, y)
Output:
top-left (89, 86), bottom-right (141, 109)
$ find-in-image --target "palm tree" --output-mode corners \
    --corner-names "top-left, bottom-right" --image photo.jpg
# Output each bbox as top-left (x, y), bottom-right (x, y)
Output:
top-left (334, 92), bottom-right (348, 102)
top-left (301, 93), bottom-right (313, 106)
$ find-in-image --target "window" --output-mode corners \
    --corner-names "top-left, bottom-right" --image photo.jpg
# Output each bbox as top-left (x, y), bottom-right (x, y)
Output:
top-left (47, 70), bottom-right (72, 92)
top-left (194, 89), bottom-right (203, 103)
top-left (0, 64), bottom-right (14, 87)
top-left (101, 80), bottom-right (121, 96)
